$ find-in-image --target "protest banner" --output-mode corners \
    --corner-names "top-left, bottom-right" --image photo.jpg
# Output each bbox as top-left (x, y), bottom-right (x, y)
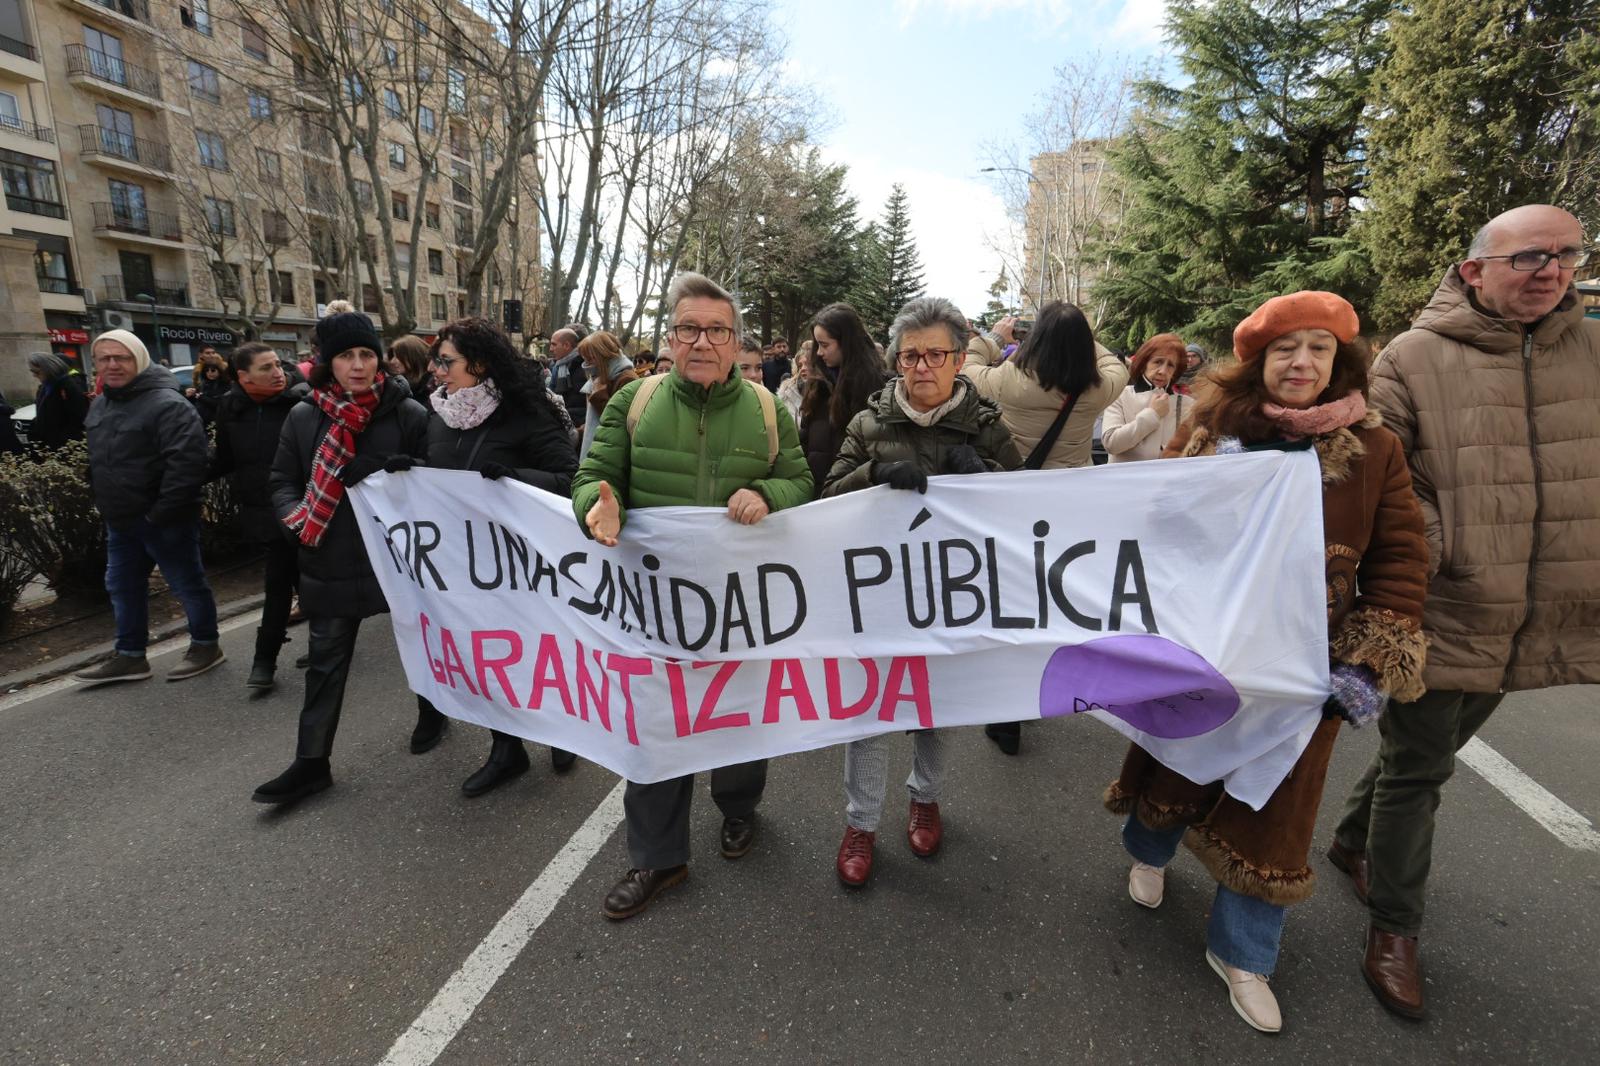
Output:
top-left (351, 451), bottom-right (1329, 808)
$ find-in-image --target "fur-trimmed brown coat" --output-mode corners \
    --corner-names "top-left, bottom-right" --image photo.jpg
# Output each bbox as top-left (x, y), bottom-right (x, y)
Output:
top-left (1105, 408), bottom-right (1429, 905)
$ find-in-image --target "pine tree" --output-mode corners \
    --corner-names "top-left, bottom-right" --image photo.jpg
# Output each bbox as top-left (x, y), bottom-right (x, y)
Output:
top-left (1359, 1), bottom-right (1600, 328)
top-left (850, 185), bottom-right (927, 340)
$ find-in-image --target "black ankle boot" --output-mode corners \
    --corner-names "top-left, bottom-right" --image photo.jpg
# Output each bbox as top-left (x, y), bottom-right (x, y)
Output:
top-left (246, 658), bottom-right (276, 692)
top-left (985, 722), bottom-right (1022, 756)
top-left (462, 733), bottom-right (531, 797)
top-left (252, 757), bottom-right (332, 805)
top-left (410, 702), bottom-right (447, 754)
top-left (550, 747), bottom-right (577, 773)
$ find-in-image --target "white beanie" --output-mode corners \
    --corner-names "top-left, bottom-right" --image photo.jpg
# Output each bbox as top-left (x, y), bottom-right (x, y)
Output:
top-left (91, 329), bottom-right (151, 374)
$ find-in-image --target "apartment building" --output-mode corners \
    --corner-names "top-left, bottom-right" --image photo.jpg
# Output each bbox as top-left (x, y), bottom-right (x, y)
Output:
top-left (1019, 140), bottom-right (1119, 315)
top-left (0, 0), bottom-right (539, 398)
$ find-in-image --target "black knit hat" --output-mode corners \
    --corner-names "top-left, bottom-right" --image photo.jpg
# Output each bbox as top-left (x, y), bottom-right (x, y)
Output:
top-left (315, 312), bottom-right (383, 363)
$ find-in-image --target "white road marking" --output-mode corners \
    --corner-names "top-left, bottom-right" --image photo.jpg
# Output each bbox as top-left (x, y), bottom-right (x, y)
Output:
top-left (377, 779), bottom-right (628, 1066)
top-left (1459, 737), bottom-right (1600, 853)
top-left (0, 611), bottom-right (259, 712)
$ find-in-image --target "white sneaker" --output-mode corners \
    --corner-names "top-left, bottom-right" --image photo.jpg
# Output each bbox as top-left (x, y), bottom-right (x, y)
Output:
top-left (1127, 862), bottom-right (1165, 908)
top-left (1206, 949), bottom-right (1282, 1033)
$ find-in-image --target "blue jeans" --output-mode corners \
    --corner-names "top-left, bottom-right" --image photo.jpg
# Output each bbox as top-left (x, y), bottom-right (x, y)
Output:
top-left (1122, 813), bottom-right (1288, 976)
top-left (105, 519), bottom-right (219, 655)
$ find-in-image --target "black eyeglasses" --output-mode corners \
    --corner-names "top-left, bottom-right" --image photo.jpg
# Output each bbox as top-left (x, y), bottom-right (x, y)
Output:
top-left (1476, 248), bottom-right (1592, 272)
top-left (668, 324), bottom-right (734, 345)
top-left (896, 348), bottom-right (958, 369)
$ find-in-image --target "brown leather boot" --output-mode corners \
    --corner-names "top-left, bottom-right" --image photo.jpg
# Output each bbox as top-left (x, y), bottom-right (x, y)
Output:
top-left (1326, 839), bottom-right (1370, 905)
top-left (1363, 925), bottom-right (1425, 1020)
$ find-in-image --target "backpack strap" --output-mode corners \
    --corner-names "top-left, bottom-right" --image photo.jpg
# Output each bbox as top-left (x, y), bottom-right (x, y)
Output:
top-left (625, 373), bottom-right (668, 440)
top-left (626, 374), bottom-right (779, 467)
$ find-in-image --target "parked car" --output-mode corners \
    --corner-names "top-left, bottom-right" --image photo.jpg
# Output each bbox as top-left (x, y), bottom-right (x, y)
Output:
top-left (10, 403), bottom-right (35, 443)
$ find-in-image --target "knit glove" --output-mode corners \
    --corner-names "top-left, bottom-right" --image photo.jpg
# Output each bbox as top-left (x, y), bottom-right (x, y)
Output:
top-left (337, 456), bottom-right (384, 487)
top-left (383, 455), bottom-right (416, 474)
top-left (874, 460), bottom-right (928, 493)
top-left (1327, 662), bottom-right (1387, 728)
top-left (943, 444), bottom-right (988, 475)
top-left (479, 461), bottom-right (515, 481)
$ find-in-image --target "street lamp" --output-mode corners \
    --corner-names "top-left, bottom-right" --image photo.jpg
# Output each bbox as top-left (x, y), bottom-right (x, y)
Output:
top-left (134, 291), bottom-right (161, 364)
top-left (980, 165), bottom-right (1052, 312)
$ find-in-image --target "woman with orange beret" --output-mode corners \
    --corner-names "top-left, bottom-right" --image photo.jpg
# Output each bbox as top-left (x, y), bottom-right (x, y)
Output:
top-left (1102, 291), bottom-right (1430, 1033)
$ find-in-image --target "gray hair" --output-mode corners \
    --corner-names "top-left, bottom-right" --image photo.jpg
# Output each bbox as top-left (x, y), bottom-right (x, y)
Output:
top-left (27, 352), bottom-right (70, 380)
top-left (1466, 223), bottom-right (1495, 259)
top-left (665, 271), bottom-right (742, 338)
top-left (888, 296), bottom-right (968, 363)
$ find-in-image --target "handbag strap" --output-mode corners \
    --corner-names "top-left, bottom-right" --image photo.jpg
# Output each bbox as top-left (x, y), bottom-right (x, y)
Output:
top-left (1024, 393), bottom-right (1078, 469)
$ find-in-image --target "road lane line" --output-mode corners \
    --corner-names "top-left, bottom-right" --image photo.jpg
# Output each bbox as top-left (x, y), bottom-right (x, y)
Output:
top-left (1460, 737), bottom-right (1600, 853)
top-left (378, 778), bottom-right (628, 1066)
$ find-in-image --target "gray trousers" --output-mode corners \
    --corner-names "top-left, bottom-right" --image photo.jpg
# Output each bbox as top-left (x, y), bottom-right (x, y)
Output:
top-left (845, 729), bottom-right (949, 832)
top-left (624, 759), bottom-right (768, 869)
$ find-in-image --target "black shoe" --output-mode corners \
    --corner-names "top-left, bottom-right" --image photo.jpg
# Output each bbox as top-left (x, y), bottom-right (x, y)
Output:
top-left (73, 655), bottom-right (152, 686)
top-left (410, 704), bottom-right (448, 754)
top-left (985, 722), bottom-right (1021, 756)
top-left (294, 653), bottom-right (311, 670)
top-left (246, 658), bottom-right (276, 693)
top-left (550, 747), bottom-right (577, 773)
top-left (601, 866), bottom-right (688, 920)
top-left (721, 815), bottom-right (757, 859)
top-left (252, 757), bottom-right (332, 805)
top-left (461, 739), bottom-right (531, 797)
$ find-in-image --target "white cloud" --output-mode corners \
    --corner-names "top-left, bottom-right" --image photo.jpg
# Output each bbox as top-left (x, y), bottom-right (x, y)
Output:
top-left (891, 0), bottom-right (1171, 44)
top-left (1106, 0), bottom-right (1170, 46)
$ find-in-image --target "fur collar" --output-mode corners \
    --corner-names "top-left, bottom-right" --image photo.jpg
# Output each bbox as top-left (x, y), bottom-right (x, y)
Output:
top-left (1181, 408), bottom-right (1382, 485)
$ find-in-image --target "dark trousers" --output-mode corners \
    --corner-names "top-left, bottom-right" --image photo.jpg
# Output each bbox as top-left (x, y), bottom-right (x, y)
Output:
top-left (297, 616), bottom-right (363, 759)
top-left (105, 519), bottom-right (219, 655)
top-left (255, 537), bottom-right (300, 663)
top-left (624, 760), bottom-right (768, 868)
top-left (1333, 688), bottom-right (1505, 935)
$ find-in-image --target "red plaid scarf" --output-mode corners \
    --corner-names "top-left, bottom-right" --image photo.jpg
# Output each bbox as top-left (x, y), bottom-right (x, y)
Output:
top-left (283, 377), bottom-right (384, 547)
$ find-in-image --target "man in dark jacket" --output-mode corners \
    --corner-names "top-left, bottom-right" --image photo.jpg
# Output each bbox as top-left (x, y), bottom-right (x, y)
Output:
top-left (760, 337), bottom-right (791, 392)
top-left (547, 326), bottom-right (587, 431)
top-left (210, 342), bottom-right (311, 693)
top-left (74, 330), bottom-right (223, 685)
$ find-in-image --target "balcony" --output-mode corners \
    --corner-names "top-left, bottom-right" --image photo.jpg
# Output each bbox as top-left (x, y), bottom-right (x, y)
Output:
top-left (38, 277), bottom-right (83, 296)
top-left (77, 125), bottom-right (172, 174)
top-left (0, 117), bottom-right (56, 144)
top-left (0, 33), bottom-right (35, 61)
top-left (101, 274), bottom-right (190, 307)
top-left (0, 33), bottom-right (44, 81)
top-left (65, 45), bottom-right (163, 104)
top-left (90, 201), bottom-right (184, 244)
top-left (298, 123), bottom-right (333, 156)
top-left (62, 0), bottom-right (155, 32)
top-left (6, 193), bottom-right (67, 219)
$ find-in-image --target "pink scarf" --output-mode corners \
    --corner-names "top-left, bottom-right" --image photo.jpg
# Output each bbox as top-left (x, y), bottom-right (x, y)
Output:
top-left (1262, 390), bottom-right (1366, 439)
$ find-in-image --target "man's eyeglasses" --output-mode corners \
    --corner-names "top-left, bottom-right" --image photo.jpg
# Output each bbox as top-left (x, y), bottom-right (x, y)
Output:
top-left (668, 324), bottom-right (734, 345)
top-left (896, 348), bottom-right (959, 369)
top-left (1476, 248), bottom-right (1592, 272)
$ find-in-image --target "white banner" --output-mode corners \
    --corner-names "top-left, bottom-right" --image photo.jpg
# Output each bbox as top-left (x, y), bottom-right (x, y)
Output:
top-left (351, 451), bottom-right (1329, 809)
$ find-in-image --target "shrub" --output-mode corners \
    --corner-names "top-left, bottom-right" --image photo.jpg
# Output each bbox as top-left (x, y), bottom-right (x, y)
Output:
top-left (0, 443), bottom-right (107, 600)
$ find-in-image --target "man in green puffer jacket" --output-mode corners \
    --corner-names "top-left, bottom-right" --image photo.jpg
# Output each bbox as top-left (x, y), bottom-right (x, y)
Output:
top-left (572, 271), bottom-right (813, 922)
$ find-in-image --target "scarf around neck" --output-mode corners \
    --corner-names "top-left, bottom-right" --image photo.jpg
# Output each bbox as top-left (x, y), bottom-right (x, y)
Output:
top-left (1262, 389), bottom-right (1366, 439)
top-left (430, 379), bottom-right (501, 430)
top-left (240, 379), bottom-right (287, 403)
top-left (894, 376), bottom-right (968, 428)
top-left (282, 375), bottom-right (384, 548)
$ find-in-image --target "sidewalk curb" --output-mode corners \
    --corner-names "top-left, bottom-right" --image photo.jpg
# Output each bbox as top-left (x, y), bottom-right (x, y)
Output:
top-left (0, 593), bottom-right (266, 693)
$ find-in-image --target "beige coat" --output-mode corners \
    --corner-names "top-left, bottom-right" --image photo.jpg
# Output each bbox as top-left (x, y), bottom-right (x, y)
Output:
top-left (1100, 384), bottom-right (1190, 463)
top-left (1372, 267), bottom-right (1600, 692)
top-left (962, 333), bottom-right (1128, 468)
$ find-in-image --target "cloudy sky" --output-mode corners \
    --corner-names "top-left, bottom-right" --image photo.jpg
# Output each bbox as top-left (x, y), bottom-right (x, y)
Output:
top-left (769, 0), bottom-right (1171, 314)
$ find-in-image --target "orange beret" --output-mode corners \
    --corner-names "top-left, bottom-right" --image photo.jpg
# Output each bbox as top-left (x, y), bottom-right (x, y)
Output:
top-left (1232, 291), bottom-right (1360, 361)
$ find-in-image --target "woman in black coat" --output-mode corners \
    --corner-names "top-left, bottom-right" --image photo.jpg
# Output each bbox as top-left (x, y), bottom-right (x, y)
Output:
top-left (253, 313), bottom-right (430, 807)
top-left (799, 303), bottom-right (887, 492)
top-left (420, 317), bottom-right (581, 797)
top-left (26, 353), bottom-right (90, 450)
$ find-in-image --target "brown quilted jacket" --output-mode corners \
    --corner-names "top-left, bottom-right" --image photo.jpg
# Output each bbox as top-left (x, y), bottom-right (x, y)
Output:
top-left (1371, 269), bottom-right (1600, 693)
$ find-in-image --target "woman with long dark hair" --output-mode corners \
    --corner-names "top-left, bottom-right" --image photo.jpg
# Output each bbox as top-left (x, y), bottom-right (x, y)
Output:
top-left (800, 303), bottom-right (887, 489)
top-left (423, 318), bottom-right (582, 796)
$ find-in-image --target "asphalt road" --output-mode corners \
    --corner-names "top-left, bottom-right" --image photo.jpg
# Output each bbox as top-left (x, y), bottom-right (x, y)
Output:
top-left (3, 619), bottom-right (1596, 1065)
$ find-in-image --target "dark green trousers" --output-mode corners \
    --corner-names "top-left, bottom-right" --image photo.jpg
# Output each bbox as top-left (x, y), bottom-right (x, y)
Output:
top-left (1333, 688), bottom-right (1504, 936)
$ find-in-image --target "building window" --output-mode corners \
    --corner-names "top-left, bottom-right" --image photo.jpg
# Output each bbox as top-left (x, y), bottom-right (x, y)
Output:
top-left (384, 87), bottom-right (402, 119)
top-left (447, 68), bottom-right (466, 114)
top-left (450, 161), bottom-right (470, 203)
top-left (257, 148), bottom-right (281, 180)
top-left (417, 65), bottom-right (432, 85)
top-left (415, 17), bottom-right (430, 37)
top-left (454, 208), bottom-right (472, 246)
top-left (195, 130), bottom-right (228, 170)
top-left (188, 61), bottom-right (221, 104)
top-left (248, 90), bottom-right (273, 121)
top-left (242, 19), bottom-right (269, 60)
top-left (273, 270), bottom-right (295, 304)
top-left (391, 191), bottom-right (409, 220)
top-left (396, 242), bottom-right (411, 270)
top-left (424, 202), bottom-right (440, 229)
top-left (418, 105), bottom-right (435, 134)
top-left (24, 232), bottom-right (77, 295)
top-left (388, 141), bottom-right (406, 170)
top-left (203, 196), bottom-right (236, 237)
top-left (344, 74), bottom-right (365, 103)
top-left (213, 261), bottom-right (243, 300)
top-left (182, 1), bottom-right (212, 36)
top-left (1, 149), bottom-right (64, 218)
top-left (353, 179), bottom-right (374, 211)
top-left (262, 209), bottom-right (289, 244)
top-left (431, 293), bottom-right (446, 321)
top-left (428, 248), bottom-right (443, 274)
top-left (362, 284), bottom-right (381, 313)
top-left (383, 43), bottom-right (398, 68)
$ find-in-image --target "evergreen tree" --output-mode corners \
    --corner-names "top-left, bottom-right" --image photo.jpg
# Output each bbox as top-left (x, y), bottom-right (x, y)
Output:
top-left (1359, 1), bottom-right (1600, 328)
top-left (1092, 0), bottom-right (1385, 352)
top-left (851, 184), bottom-right (927, 340)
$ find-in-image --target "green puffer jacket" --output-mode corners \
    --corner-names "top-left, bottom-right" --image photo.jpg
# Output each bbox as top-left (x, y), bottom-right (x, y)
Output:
top-left (822, 379), bottom-right (1022, 497)
top-left (571, 367), bottom-right (813, 532)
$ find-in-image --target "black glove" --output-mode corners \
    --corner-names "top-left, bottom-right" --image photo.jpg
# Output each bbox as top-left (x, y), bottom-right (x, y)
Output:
top-left (479, 461), bottom-right (515, 481)
top-left (337, 456), bottom-right (384, 487)
top-left (944, 444), bottom-right (988, 475)
top-left (383, 454), bottom-right (416, 474)
top-left (875, 460), bottom-right (928, 493)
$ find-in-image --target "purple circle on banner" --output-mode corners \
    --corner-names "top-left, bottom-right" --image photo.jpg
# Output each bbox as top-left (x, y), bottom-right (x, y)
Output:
top-left (1037, 634), bottom-right (1240, 739)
